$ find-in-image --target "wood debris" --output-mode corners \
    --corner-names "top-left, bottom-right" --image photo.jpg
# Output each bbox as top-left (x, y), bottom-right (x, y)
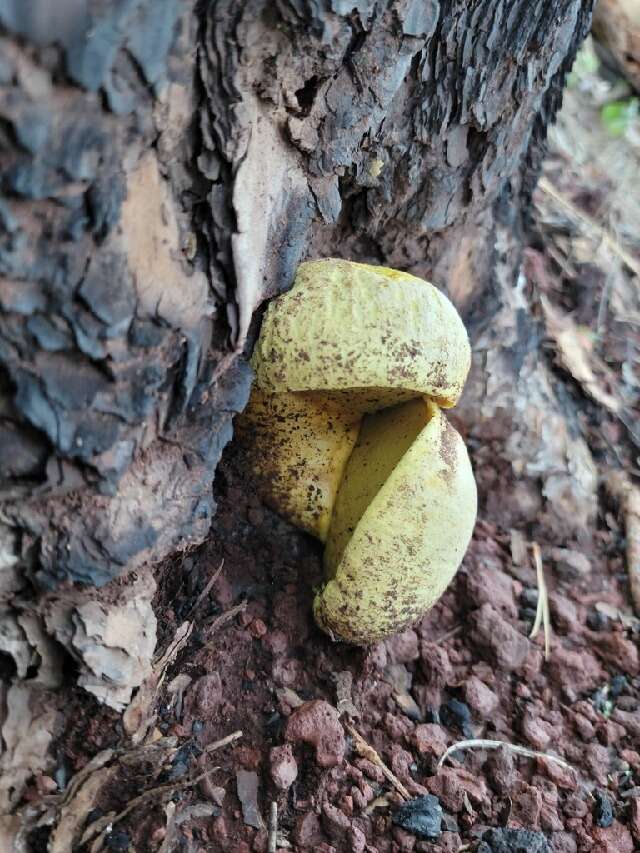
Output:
top-left (345, 723), bottom-right (411, 800)
top-left (605, 471), bottom-right (640, 615)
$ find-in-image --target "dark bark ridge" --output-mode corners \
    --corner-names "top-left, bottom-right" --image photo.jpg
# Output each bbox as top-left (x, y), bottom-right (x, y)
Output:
top-left (0, 0), bottom-right (251, 590)
top-left (0, 0), bottom-right (593, 593)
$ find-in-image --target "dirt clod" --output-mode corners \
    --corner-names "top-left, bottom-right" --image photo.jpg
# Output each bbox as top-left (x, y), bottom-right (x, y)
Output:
top-left (285, 700), bottom-right (346, 768)
top-left (594, 787), bottom-right (614, 827)
top-left (591, 820), bottom-right (635, 853)
top-left (439, 698), bottom-right (473, 737)
top-left (478, 827), bottom-right (551, 852)
top-left (463, 676), bottom-right (499, 718)
top-left (269, 744), bottom-right (298, 789)
top-left (391, 794), bottom-right (443, 840)
top-left (471, 604), bottom-right (530, 671)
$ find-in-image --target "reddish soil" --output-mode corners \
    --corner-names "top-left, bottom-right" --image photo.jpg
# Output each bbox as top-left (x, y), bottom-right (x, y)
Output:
top-left (44, 436), bottom-right (640, 853)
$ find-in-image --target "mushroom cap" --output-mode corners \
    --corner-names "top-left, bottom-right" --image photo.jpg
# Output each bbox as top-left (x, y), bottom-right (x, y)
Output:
top-left (314, 399), bottom-right (477, 644)
top-left (252, 259), bottom-right (471, 411)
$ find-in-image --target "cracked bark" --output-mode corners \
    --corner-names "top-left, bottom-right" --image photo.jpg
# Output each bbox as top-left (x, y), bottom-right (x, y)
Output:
top-left (0, 0), bottom-right (596, 718)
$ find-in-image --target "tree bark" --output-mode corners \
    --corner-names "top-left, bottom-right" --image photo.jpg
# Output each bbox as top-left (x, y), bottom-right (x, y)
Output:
top-left (0, 0), bottom-right (595, 716)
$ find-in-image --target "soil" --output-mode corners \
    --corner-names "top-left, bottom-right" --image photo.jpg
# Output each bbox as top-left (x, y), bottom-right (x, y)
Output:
top-left (37, 431), bottom-right (640, 852)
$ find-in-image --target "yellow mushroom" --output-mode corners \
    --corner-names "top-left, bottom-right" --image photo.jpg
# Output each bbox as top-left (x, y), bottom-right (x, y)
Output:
top-left (238, 258), bottom-right (477, 644)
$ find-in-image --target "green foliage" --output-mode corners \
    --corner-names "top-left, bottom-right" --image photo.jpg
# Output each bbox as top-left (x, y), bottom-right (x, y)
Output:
top-left (601, 98), bottom-right (639, 137)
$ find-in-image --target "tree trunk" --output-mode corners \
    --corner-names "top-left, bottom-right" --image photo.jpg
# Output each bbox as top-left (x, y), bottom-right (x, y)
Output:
top-left (0, 0), bottom-right (595, 802)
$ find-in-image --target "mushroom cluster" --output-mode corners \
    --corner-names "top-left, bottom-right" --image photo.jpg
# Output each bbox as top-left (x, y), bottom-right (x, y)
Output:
top-left (238, 259), bottom-right (477, 644)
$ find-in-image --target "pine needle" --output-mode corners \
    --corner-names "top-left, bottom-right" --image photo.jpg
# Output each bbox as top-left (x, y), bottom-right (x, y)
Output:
top-left (529, 541), bottom-right (551, 660)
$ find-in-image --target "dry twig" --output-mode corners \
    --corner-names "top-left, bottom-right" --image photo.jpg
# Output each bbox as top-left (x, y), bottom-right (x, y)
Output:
top-left (81, 730), bottom-right (242, 850)
top-left (153, 621), bottom-right (194, 673)
top-left (437, 738), bottom-right (575, 773)
top-left (187, 558), bottom-right (225, 618)
top-left (204, 730), bottom-right (243, 754)
top-left (345, 724), bottom-right (411, 800)
top-left (205, 600), bottom-right (247, 636)
top-left (81, 767), bottom-right (221, 849)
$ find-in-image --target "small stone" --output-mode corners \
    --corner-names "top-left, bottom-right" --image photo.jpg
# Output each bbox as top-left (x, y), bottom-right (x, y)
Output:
top-left (441, 813), bottom-right (459, 833)
top-left (385, 712), bottom-right (413, 741)
top-left (354, 757), bottom-right (385, 782)
top-left (321, 802), bottom-right (350, 843)
top-left (536, 758), bottom-right (577, 791)
top-left (598, 718), bottom-right (626, 745)
top-left (439, 698), bottom-right (473, 737)
top-left (593, 633), bottom-right (640, 675)
top-left (509, 781), bottom-right (542, 828)
top-left (392, 795), bottom-right (442, 840)
top-left (293, 812), bottom-right (322, 847)
top-left (235, 746), bottom-right (262, 771)
top-left (352, 787), bottom-right (367, 811)
top-left (629, 798), bottom-right (640, 840)
top-left (550, 548), bottom-right (591, 579)
top-left (593, 789), bottom-right (614, 828)
top-left (620, 749), bottom-right (640, 771)
top-left (521, 713), bottom-right (554, 751)
top-left (439, 831), bottom-right (463, 852)
top-left (520, 587), bottom-right (539, 608)
top-left (236, 769), bottom-right (263, 829)
top-left (338, 794), bottom-right (353, 816)
top-left (562, 793), bottom-right (588, 818)
top-left (269, 744), bottom-right (297, 790)
top-left (209, 786), bottom-right (226, 807)
top-left (548, 594), bottom-right (578, 635)
top-left (463, 676), bottom-right (498, 718)
top-left (585, 743), bottom-right (610, 786)
top-left (572, 712), bottom-right (595, 741)
top-left (426, 766), bottom-right (488, 812)
top-left (610, 674), bottom-right (629, 697)
top-left (587, 608), bottom-right (609, 631)
top-left (466, 566), bottom-right (518, 618)
top-left (486, 746), bottom-right (517, 795)
top-left (393, 826), bottom-right (417, 850)
top-left (549, 832), bottom-right (576, 853)
top-left (285, 700), bottom-right (345, 768)
top-left (386, 629), bottom-right (420, 663)
top-left (547, 646), bottom-right (604, 695)
top-left (613, 708), bottom-right (640, 739)
top-left (471, 604), bottom-right (529, 671)
top-left (420, 643), bottom-right (453, 690)
top-left (263, 629), bottom-right (288, 656)
top-left (478, 827), bottom-right (550, 852)
top-left (249, 618), bottom-right (268, 638)
top-left (591, 820), bottom-right (634, 853)
top-left (414, 724), bottom-right (448, 759)
top-left (350, 825), bottom-right (367, 853)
